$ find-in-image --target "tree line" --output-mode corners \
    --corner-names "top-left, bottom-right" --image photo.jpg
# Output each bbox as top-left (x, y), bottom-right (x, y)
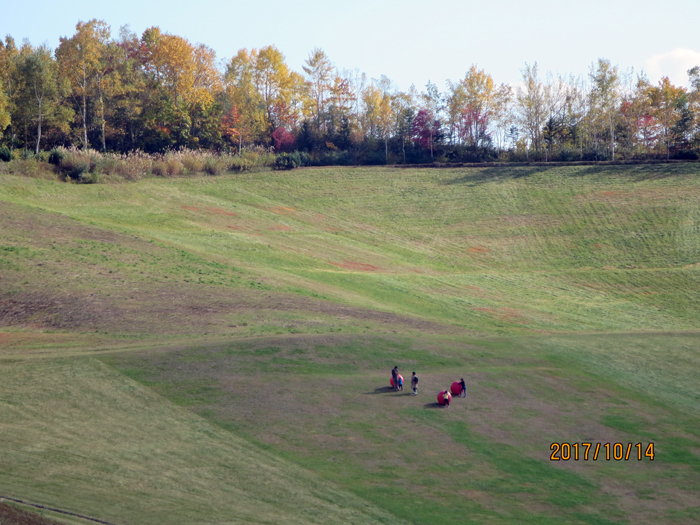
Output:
top-left (2, 19), bottom-right (700, 164)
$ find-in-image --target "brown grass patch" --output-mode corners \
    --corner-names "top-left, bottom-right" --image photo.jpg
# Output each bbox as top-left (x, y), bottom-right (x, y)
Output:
top-left (468, 246), bottom-right (490, 253)
top-left (206, 207), bottom-right (237, 216)
top-left (327, 261), bottom-right (381, 271)
top-left (269, 225), bottom-right (292, 231)
top-left (226, 225), bottom-right (243, 230)
top-left (0, 502), bottom-right (62, 525)
top-left (270, 206), bottom-right (296, 214)
top-left (182, 206), bottom-right (198, 211)
top-left (475, 307), bottom-right (528, 323)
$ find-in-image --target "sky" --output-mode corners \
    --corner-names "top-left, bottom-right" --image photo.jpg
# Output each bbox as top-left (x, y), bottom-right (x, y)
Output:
top-left (3, 0), bottom-right (700, 92)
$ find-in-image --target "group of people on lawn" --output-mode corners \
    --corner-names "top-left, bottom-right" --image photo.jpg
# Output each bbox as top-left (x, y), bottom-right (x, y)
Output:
top-left (391, 366), bottom-right (466, 406)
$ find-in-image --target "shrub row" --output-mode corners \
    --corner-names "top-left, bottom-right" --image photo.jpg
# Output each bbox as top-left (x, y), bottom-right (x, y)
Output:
top-left (0, 147), bottom-right (277, 183)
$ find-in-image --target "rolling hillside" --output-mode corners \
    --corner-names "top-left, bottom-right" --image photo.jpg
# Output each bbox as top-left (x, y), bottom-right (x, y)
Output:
top-left (1, 165), bottom-right (699, 524)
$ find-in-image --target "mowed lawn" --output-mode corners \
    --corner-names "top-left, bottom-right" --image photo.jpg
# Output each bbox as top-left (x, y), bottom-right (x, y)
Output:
top-left (0, 355), bottom-right (400, 525)
top-left (102, 333), bottom-right (700, 525)
top-left (3, 164), bottom-right (700, 337)
top-left (1, 164), bottom-right (700, 524)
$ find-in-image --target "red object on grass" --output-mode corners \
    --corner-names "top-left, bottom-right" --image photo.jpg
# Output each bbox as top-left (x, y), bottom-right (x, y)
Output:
top-left (390, 375), bottom-right (404, 388)
top-left (450, 381), bottom-right (462, 395)
top-left (438, 390), bottom-right (452, 405)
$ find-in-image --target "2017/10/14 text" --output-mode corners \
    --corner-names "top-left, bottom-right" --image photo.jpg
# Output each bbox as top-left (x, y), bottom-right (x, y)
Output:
top-left (550, 443), bottom-right (655, 461)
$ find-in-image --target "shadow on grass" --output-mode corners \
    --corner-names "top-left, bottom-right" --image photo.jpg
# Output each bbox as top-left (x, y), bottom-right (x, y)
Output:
top-left (363, 386), bottom-right (395, 394)
top-left (424, 402), bottom-right (444, 409)
top-left (443, 162), bottom-right (699, 187)
top-left (443, 166), bottom-right (555, 187)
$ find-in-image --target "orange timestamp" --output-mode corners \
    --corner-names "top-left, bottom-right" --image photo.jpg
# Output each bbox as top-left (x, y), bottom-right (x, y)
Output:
top-left (550, 442), bottom-right (655, 461)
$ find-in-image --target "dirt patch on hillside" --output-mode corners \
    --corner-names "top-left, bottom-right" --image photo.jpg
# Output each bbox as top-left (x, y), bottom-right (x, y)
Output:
top-left (328, 261), bottom-right (381, 271)
top-left (182, 206), bottom-right (198, 211)
top-left (206, 207), bottom-right (236, 216)
top-left (270, 206), bottom-right (295, 215)
top-left (0, 284), bottom-right (456, 335)
top-left (468, 246), bottom-right (490, 253)
top-left (0, 502), bottom-right (62, 525)
top-left (269, 225), bottom-right (292, 231)
top-left (475, 307), bottom-right (529, 324)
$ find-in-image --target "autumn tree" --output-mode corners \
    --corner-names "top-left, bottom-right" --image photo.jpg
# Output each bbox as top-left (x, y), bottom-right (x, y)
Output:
top-left (252, 46), bottom-right (296, 131)
top-left (491, 83), bottom-right (513, 151)
top-left (225, 46), bottom-right (297, 147)
top-left (412, 83), bottom-right (442, 162)
top-left (616, 75), bottom-right (654, 155)
top-left (541, 74), bottom-right (575, 160)
top-left (562, 76), bottom-right (590, 158)
top-left (392, 90), bottom-right (417, 163)
top-left (588, 58), bottom-right (620, 160)
top-left (648, 77), bottom-right (686, 159)
top-left (326, 74), bottom-right (355, 142)
top-left (0, 38), bottom-right (19, 143)
top-left (447, 65), bottom-right (496, 147)
top-left (0, 86), bottom-right (10, 138)
top-left (15, 43), bottom-right (71, 153)
top-left (140, 27), bottom-right (222, 149)
top-left (515, 62), bottom-right (546, 156)
top-left (303, 48), bottom-right (333, 131)
top-left (686, 66), bottom-right (700, 148)
top-left (104, 25), bottom-right (150, 150)
top-left (56, 19), bottom-right (112, 150)
top-left (225, 49), bottom-right (265, 150)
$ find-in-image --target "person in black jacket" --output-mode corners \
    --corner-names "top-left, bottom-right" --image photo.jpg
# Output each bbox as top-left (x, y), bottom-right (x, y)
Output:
top-left (391, 366), bottom-right (399, 391)
top-left (411, 372), bottom-right (418, 395)
top-left (458, 378), bottom-right (466, 397)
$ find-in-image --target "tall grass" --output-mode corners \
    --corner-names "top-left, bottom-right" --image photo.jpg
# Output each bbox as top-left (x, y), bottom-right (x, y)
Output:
top-left (0, 146), bottom-right (276, 183)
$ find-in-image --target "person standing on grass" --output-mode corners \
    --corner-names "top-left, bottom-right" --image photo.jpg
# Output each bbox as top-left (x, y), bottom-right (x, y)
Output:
top-left (411, 372), bottom-right (418, 395)
top-left (443, 390), bottom-right (450, 407)
top-left (398, 374), bottom-right (404, 391)
top-left (392, 366), bottom-right (398, 391)
top-left (459, 378), bottom-right (466, 397)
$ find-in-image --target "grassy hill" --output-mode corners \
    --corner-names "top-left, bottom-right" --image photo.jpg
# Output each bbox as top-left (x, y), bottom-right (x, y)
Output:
top-left (1, 164), bottom-right (699, 524)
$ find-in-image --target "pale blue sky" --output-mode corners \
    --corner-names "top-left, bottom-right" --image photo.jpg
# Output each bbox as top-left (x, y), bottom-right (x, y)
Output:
top-left (3, 0), bottom-right (700, 91)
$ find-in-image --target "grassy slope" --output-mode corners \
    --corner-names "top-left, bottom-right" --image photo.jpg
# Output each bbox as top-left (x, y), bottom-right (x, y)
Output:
top-left (3, 164), bottom-right (700, 337)
top-left (102, 334), bottom-right (700, 525)
top-left (0, 356), bottom-right (401, 525)
top-left (1, 165), bottom-right (700, 524)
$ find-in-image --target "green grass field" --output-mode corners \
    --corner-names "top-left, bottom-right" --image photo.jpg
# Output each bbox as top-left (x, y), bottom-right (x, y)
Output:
top-left (1, 164), bottom-right (699, 524)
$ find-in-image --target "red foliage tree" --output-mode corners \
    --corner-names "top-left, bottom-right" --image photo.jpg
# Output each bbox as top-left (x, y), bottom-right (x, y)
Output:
top-left (221, 106), bottom-right (242, 150)
top-left (457, 105), bottom-right (491, 147)
top-left (271, 127), bottom-right (294, 152)
top-left (412, 108), bottom-right (441, 159)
